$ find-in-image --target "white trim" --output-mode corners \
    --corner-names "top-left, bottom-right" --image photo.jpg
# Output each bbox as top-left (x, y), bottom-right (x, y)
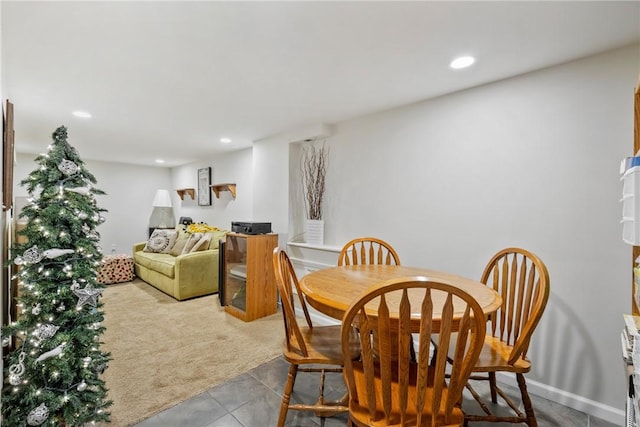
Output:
top-left (289, 257), bottom-right (333, 272)
top-left (495, 372), bottom-right (624, 425)
top-left (287, 241), bottom-right (342, 252)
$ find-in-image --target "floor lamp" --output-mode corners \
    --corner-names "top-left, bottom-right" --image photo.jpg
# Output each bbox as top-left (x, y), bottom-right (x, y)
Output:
top-left (148, 189), bottom-right (175, 237)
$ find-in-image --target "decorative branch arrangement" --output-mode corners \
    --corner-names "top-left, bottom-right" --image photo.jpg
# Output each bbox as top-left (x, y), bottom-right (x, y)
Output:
top-left (301, 142), bottom-right (328, 221)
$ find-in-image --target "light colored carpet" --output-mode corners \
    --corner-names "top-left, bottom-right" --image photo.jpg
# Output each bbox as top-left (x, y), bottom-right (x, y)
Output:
top-left (99, 279), bottom-right (283, 426)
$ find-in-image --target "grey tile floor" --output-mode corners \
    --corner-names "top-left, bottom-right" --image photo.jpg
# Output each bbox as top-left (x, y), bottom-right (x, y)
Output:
top-left (134, 356), bottom-right (618, 427)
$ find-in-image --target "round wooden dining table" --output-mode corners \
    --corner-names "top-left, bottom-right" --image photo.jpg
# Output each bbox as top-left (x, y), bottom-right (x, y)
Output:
top-left (299, 264), bottom-right (502, 329)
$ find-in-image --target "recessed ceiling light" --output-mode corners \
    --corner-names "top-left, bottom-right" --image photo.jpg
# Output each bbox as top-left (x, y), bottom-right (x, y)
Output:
top-left (220, 137), bottom-right (232, 144)
top-left (155, 159), bottom-right (165, 164)
top-left (450, 56), bottom-right (475, 69)
top-left (72, 111), bottom-right (92, 118)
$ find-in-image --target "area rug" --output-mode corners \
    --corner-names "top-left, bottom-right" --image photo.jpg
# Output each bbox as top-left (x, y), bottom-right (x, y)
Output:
top-left (98, 280), bottom-right (283, 426)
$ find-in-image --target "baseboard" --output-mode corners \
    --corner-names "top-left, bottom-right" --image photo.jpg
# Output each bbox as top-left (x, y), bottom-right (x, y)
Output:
top-left (495, 372), bottom-right (624, 425)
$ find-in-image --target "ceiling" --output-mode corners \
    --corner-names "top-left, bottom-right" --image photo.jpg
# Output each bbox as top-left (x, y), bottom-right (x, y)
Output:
top-left (2, 1), bottom-right (639, 167)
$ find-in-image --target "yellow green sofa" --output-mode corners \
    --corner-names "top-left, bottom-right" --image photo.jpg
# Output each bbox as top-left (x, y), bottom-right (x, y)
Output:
top-left (132, 226), bottom-right (228, 301)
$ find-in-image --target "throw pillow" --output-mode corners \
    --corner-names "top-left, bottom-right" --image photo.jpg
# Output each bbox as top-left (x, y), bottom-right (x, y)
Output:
top-left (143, 229), bottom-right (178, 254)
top-left (186, 223), bottom-right (220, 233)
top-left (181, 232), bottom-right (203, 255)
top-left (169, 233), bottom-right (190, 256)
top-left (189, 234), bottom-right (212, 253)
top-left (207, 230), bottom-right (229, 250)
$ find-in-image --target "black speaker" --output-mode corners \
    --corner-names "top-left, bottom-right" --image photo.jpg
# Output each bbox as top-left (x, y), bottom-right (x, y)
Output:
top-left (231, 221), bottom-right (272, 235)
top-left (178, 217), bottom-right (193, 226)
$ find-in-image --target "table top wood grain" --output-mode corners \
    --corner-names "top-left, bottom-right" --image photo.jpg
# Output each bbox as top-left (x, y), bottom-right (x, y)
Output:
top-left (299, 265), bottom-right (502, 326)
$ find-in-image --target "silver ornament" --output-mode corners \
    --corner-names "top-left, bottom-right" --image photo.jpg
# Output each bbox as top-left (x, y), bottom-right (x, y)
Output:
top-left (31, 303), bottom-right (41, 315)
top-left (8, 373), bottom-right (21, 385)
top-left (32, 324), bottom-right (59, 343)
top-left (8, 352), bottom-right (25, 385)
top-left (82, 356), bottom-right (92, 364)
top-left (22, 246), bottom-right (44, 264)
top-left (14, 256), bottom-right (23, 266)
top-left (42, 248), bottom-right (74, 259)
top-left (64, 186), bottom-right (91, 196)
top-left (35, 343), bottom-right (66, 363)
top-left (95, 362), bottom-right (109, 374)
top-left (77, 381), bottom-right (87, 391)
top-left (27, 403), bottom-right (49, 426)
top-left (57, 159), bottom-right (79, 176)
top-left (72, 283), bottom-right (103, 309)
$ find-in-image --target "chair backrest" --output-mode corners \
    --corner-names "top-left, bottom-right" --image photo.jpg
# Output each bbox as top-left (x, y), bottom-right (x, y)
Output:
top-left (338, 237), bottom-right (400, 266)
top-left (341, 277), bottom-right (486, 426)
top-left (273, 247), bottom-right (314, 357)
top-left (480, 248), bottom-right (550, 365)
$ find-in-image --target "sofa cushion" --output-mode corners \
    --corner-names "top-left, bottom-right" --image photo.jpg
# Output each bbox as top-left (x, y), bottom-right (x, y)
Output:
top-left (134, 252), bottom-right (175, 278)
top-left (144, 229), bottom-right (178, 254)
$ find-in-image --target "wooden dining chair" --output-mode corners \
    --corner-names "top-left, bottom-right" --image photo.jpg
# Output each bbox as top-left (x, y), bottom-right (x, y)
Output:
top-left (338, 237), bottom-right (401, 266)
top-left (272, 247), bottom-right (359, 427)
top-left (341, 276), bottom-right (486, 427)
top-left (463, 247), bottom-right (550, 427)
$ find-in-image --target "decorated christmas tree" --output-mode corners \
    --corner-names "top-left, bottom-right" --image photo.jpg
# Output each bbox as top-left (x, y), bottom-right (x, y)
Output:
top-left (2, 126), bottom-right (112, 426)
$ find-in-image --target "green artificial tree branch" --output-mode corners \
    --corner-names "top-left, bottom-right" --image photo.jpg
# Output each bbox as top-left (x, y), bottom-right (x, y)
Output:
top-left (2, 126), bottom-right (112, 426)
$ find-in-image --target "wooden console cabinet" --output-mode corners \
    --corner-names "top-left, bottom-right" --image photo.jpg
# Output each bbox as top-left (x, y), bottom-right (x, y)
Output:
top-left (222, 232), bottom-right (278, 322)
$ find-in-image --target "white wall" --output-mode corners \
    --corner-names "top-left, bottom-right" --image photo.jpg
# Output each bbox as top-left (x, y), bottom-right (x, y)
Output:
top-left (10, 42), bottom-right (628, 421)
top-left (252, 136), bottom-right (290, 246)
top-left (286, 44), bottom-right (638, 420)
top-left (251, 123), bottom-right (334, 248)
top-left (13, 152), bottom-right (172, 254)
top-left (170, 147), bottom-right (253, 231)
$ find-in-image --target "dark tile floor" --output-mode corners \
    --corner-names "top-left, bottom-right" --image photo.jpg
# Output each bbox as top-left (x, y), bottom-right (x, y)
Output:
top-left (134, 356), bottom-right (618, 427)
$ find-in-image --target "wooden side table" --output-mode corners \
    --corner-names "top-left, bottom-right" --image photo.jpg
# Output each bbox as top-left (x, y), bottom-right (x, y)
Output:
top-left (222, 233), bottom-right (278, 321)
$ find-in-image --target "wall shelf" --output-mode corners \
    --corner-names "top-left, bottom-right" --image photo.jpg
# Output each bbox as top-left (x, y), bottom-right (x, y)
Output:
top-left (210, 183), bottom-right (236, 199)
top-left (176, 188), bottom-right (195, 200)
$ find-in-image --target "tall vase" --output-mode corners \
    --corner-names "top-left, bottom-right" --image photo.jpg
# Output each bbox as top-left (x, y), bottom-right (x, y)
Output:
top-left (305, 219), bottom-right (324, 246)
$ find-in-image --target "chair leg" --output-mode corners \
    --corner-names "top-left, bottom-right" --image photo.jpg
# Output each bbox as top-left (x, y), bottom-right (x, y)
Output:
top-left (278, 364), bottom-right (298, 427)
top-left (488, 372), bottom-right (497, 403)
top-left (517, 373), bottom-right (537, 427)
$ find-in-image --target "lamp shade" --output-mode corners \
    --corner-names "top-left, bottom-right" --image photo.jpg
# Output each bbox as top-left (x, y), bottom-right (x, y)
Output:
top-left (152, 189), bottom-right (172, 207)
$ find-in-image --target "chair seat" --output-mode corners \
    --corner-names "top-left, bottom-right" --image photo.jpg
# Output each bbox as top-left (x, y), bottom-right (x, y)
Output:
top-left (473, 335), bottom-right (531, 373)
top-left (282, 324), bottom-right (359, 365)
top-left (348, 362), bottom-right (464, 427)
